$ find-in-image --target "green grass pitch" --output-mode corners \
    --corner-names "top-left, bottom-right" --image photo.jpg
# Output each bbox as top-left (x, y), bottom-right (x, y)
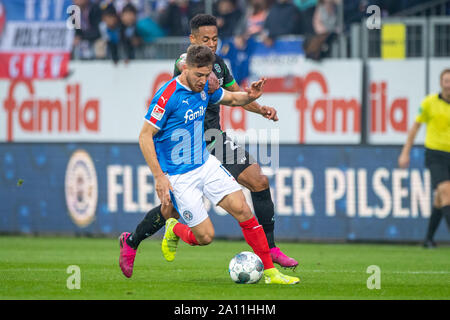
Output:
top-left (0, 236), bottom-right (449, 300)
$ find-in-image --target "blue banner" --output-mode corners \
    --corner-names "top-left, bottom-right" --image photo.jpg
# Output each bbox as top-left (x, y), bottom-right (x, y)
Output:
top-left (1, 0), bottom-right (72, 22)
top-left (1, 143), bottom-right (448, 242)
top-left (219, 37), bottom-right (304, 85)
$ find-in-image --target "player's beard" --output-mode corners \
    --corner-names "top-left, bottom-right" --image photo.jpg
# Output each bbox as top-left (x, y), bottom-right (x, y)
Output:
top-left (186, 74), bottom-right (204, 93)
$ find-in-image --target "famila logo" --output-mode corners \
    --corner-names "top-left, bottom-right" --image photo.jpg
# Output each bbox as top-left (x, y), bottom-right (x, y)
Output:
top-left (184, 106), bottom-right (205, 123)
top-left (3, 79), bottom-right (100, 142)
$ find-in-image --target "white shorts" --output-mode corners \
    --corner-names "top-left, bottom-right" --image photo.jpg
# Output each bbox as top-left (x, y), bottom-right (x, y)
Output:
top-left (167, 156), bottom-right (242, 227)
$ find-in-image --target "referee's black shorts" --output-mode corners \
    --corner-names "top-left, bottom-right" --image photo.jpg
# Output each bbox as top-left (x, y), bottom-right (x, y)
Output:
top-left (207, 132), bottom-right (256, 180)
top-left (425, 148), bottom-right (450, 190)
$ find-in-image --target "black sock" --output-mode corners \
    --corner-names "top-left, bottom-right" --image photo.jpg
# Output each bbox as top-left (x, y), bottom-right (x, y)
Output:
top-left (425, 206), bottom-right (443, 242)
top-left (441, 205), bottom-right (450, 230)
top-left (251, 188), bottom-right (276, 249)
top-left (126, 205), bottom-right (165, 250)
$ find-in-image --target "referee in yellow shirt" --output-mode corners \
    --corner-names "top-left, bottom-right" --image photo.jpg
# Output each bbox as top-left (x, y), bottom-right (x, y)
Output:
top-left (398, 68), bottom-right (450, 248)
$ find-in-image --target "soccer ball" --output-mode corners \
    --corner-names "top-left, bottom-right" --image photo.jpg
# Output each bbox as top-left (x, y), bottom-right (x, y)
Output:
top-left (228, 251), bottom-right (264, 284)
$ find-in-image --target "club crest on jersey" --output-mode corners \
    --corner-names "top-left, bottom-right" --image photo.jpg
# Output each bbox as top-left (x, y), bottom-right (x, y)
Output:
top-left (151, 105), bottom-right (165, 120)
top-left (200, 91), bottom-right (207, 101)
top-left (183, 210), bottom-right (193, 222)
top-left (184, 106), bottom-right (206, 123)
top-left (214, 63), bottom-right (221, 73)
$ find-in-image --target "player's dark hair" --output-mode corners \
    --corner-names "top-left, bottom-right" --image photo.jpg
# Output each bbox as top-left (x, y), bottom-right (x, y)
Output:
top-left (186, 45), bottom-right (214, 68)
top-left (190, 14), bottom-right (217, 33)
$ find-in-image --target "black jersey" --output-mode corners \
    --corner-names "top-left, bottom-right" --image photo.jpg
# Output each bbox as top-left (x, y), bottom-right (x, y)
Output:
top-left (173, 54), bottom-right (236, 144)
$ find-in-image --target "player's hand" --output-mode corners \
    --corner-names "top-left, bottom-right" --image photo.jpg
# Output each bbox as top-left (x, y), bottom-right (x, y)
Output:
top-left (161, 202), bottom-right (179, 220)
top-left (155, 174), bottom-right (174, 206)
top-left (246, 78), bottom-right (266, 100)
top-left (176, 53), bottom-right (187, 71)
top-left (260, 105), bottom-right (279, 122)
top-left (398, 152), bottom-right (410, 168)
top-left (208, 72), bottom-right (220, 94)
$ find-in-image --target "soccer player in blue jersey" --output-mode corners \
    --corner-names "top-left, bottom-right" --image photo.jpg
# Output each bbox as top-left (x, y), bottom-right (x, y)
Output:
top-left (121, 14), bottom-right (298, 272)
top-left (120, 44), bottom-right (299, 284)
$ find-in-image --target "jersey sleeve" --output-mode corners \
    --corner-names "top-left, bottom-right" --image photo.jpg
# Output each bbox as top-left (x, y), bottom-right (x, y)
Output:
top-left (209, 87), bottom-right (225, 105)
top-left (416, 95), bottom-right (431, 123)
top-left (144, 98), bottom-right (171, 130)
top-left (218, 56), bottom-right (236, 88)
top-left (144, 81), bottom-right (178, 130)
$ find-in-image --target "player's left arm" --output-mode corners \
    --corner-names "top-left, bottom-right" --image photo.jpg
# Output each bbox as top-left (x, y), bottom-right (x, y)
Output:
top-left (218, 78), bottom-right (266, 107)
top-left (226, 81), bottom-right (278, 122)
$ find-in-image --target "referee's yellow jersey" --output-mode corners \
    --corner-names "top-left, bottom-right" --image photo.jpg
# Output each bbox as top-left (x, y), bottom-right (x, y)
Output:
top-left (416, 93), bottom-right (450, 153)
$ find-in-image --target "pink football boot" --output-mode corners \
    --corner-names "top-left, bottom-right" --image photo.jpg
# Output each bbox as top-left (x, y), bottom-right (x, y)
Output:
top-left (270, 247), bottom-right (299, 270)
top-left (119, 232), bottom-right (137, 278)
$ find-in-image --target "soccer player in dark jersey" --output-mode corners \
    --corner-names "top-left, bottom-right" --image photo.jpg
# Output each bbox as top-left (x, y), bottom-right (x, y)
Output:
top-left (119, 14), bottom-right (298, 277)
top-left (398, 68), bottom-right (450, 248)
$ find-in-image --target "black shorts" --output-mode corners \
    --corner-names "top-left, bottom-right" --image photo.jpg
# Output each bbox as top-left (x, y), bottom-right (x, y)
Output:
top-left (207, 133), bottom-right (256, 180)
top-left (425, 148), bottom-right (450, 190)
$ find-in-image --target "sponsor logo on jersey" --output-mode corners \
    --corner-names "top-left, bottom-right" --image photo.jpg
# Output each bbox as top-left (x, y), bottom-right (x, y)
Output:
top-left (184, 106), bottom-right (206, 123)
top-left (65, 150), bottom-right (98, 228)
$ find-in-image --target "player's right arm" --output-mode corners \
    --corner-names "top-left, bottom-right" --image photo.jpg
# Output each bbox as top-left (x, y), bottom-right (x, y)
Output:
top-left (398, 121), bottom-right (422, 168)
top-left (398, 96), bottom-right (431, 168)
top-left (139, 122), bottom-right (173, 206)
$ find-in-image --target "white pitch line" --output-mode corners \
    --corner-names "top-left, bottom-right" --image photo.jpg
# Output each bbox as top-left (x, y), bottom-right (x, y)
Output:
top-left (0, 269), bottom-right (449, 275)
top-left (302, 270), bottom-right (450, 275)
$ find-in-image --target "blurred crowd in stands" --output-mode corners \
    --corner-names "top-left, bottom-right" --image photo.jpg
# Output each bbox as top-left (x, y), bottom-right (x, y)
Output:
top-left (72, 0), bottom-right (447, 62)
